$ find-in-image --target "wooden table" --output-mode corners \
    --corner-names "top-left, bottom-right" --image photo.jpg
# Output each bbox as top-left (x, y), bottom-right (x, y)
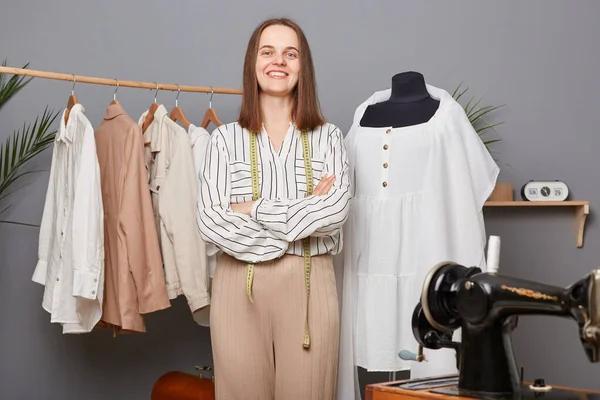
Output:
top-left (365, 375), bottom-right (600, 399)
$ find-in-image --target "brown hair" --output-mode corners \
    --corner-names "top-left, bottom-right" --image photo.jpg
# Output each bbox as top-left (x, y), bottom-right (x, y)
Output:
top-left (238, 17), bottom-right (325, 133)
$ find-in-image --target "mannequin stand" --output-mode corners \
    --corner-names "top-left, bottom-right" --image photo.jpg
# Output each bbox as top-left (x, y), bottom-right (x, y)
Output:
top-left (365, 375), bottom-right (600, 399)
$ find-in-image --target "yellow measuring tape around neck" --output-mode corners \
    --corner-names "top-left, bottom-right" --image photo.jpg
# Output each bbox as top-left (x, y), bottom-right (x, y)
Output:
top-left (246, 130), bottom-right (314, 349)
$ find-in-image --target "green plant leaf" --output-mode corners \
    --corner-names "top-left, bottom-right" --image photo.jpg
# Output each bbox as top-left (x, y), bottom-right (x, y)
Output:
top-left (466, 98), bottom-right (489, 119)
top-left (0, 60), bottom-right (59, 226)
top-left (0, 173), bottom-right (43, 202)
top-left (476, 122), bottom-right (505, 136)
top-left (451, 82), bottom-right (505, 155)
top-left (451, 82), bottom-right (469, 102)
top-left (0, 60), bottom-right (33, 110)
top-left (0, 106), bottom-right (59, 212)
top-left (482, 138), bottom-right (502, 146)
top-left (0, 220), bottom-right (40, 227)
top-left (470, 105), bottom-right (505, 125)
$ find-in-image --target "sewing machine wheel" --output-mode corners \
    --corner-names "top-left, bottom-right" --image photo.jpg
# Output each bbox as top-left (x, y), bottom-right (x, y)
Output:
top-left (421, 261), bottom-right (479, 334)
top-left (411, 302), bottom-right (452, 349)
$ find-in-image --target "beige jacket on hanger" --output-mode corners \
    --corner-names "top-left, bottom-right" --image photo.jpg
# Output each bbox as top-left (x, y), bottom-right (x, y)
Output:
top-left (94, 103), bottom-right (171, 333)
top-left (138, 105), bottom-right (210, 318)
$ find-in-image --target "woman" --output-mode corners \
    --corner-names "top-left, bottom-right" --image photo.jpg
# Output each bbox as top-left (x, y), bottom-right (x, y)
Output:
top-left (197, 17), bottom-right (352, 400)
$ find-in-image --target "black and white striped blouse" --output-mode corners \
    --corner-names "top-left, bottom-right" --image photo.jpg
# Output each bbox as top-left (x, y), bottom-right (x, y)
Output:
top-left (197, 121), bottom-right (352, 264)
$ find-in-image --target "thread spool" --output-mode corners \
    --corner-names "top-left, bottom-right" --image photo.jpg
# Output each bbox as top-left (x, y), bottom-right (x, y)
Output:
top-left (487, 235), bottom-right (500, 274)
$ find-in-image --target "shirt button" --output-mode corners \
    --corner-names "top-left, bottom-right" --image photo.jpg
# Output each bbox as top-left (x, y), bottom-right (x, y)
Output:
top-left (383, 182), bottom-right (388, 187)
top-left (92, 291), bottom-right (95, 295)
top-left (383, 144), bottom-right (389, 150)
top-left (94, 279), bottom-right (97, 283)
top-left (383, 163), bottom-right (388, 168)
top-left (56, 277), bottom-right (59, 282)
top-left (386, 129), bottom-right (391, 134)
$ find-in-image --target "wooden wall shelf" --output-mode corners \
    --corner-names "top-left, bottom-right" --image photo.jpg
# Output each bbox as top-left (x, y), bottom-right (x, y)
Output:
top-left (483, 201), bottom-right (590, 248)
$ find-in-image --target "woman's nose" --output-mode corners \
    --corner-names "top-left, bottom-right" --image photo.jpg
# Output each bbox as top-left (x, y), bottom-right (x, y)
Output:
top-left (272, 53), bottom-right (286, 65)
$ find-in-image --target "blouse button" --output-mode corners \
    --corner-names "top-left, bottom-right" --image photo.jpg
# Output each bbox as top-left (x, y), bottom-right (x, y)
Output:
top-left (386, 129), bottom-right (391, 134)
top-left (383, 182), bottom-right (388, 187)
top-left (383, 162), bottom-right (388, 168)
top-left (383, 144), bottom-right (389, 150)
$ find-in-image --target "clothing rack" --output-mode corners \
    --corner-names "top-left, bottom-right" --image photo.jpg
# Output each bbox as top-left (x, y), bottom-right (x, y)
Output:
top-left (0, 66), bottom-right (243, 95)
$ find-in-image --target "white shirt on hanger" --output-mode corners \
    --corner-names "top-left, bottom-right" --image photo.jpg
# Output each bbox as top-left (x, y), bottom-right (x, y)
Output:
top-left (197, 121), bottom-right (352, 264)
top-left (32, 103), bottom-right (105, 334)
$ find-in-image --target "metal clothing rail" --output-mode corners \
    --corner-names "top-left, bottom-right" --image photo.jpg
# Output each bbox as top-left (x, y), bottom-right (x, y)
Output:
top-left (0, 66), bottom-right (243, 95)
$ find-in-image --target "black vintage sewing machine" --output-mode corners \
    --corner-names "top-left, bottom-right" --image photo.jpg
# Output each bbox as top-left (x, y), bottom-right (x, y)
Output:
top-left (385, 236), bottom-right (600, 400)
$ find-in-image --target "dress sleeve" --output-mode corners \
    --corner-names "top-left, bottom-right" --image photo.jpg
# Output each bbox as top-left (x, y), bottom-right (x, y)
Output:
top-left (250, 125), bottom-right (352, 242)
top-left (450, 102), bottom-right (500, 210)
top-left (197, 130), bottom-right (289, 264)
top-left (32, 144), bottom-right (59, 285)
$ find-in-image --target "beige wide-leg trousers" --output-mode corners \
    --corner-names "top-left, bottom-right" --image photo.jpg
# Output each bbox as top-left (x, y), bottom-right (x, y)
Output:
top-left (210, 253), bottom-right (340, 400)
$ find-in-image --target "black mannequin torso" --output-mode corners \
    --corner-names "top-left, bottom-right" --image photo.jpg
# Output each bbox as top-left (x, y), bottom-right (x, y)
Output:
top-left (360, 71), bottom-right (440, 128)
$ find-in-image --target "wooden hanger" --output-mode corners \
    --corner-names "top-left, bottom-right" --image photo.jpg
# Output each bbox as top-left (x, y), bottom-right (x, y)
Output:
top-left (109, 80), bottom-right (120, 105)
top-left (64, 74), bottom-right (78, 124)
top-left (142, 83), bottom-right (160, 135)
top-left (142, 103), bottom-right (159, 134)
top-left (201, 87), bottom-right (222, 129)
top-left (169, 85), bottom-right (190, 129)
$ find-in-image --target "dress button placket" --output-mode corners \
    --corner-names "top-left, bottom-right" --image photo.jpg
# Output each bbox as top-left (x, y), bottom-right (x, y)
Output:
top-left (382, 130), bottom-right (391, 189)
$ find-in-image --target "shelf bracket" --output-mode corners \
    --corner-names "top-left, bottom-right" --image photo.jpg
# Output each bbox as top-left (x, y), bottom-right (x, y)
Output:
top-left (575, 204), bottom-right (589, 248)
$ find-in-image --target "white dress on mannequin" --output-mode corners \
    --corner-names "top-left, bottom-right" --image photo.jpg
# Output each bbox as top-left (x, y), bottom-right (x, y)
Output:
top-left (336, 84), bottom-right (499, 399)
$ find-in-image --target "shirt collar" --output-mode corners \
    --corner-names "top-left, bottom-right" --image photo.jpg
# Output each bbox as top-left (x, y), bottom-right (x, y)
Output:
top-left (103, 102), bottom-right (127, 120)
top-left (57, 103), bottom-right (84, 143)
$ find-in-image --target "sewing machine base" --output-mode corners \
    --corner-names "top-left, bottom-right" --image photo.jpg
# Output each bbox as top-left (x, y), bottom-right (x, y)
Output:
top-left (432, 385), bottom-right (600, 399)
top-left (365, 375), bottom-right (600, 400)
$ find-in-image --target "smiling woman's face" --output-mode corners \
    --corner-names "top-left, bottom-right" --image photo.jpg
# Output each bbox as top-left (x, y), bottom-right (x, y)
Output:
top-left (255, 24), bottom-right (300, 98)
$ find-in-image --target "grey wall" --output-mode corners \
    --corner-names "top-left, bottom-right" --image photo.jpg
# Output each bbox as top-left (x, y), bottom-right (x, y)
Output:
top-left (1, 0), bottom-right (600, 398)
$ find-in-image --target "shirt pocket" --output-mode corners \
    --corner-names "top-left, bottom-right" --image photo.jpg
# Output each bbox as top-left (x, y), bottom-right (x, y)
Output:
top-left (294, 157), bottom-right (325, 196)
top-left (230, 160), bottom-right (257, 203)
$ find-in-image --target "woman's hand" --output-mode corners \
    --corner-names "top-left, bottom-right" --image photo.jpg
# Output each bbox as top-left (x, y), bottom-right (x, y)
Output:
top-left (313, 174), bottom-right (336, 196)
top-left (231, 201), bottom-right (255, 216)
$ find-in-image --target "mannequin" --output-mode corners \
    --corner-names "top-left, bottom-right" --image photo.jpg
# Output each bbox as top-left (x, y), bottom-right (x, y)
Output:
top-left (359, 71), bottom-right (439, 128)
